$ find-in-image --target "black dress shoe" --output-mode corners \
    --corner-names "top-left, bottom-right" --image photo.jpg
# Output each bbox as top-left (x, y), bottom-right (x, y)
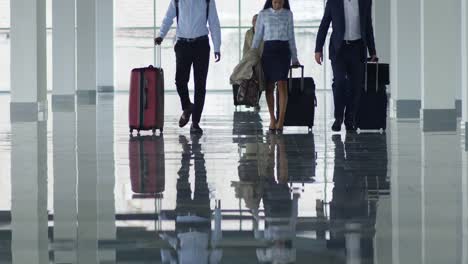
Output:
top-left (179, 104), bottom-right (193, 128)
top-left (190, 123), bottom-right (203, 134)
top-left (332, 119), bottom-right (342, 132)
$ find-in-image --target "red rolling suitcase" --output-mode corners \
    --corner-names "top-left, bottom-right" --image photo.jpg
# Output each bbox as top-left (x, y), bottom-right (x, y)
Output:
top-left (129, 135), bottom-right (165, 198)
top-left (129, 48), bottom-right (164, 135)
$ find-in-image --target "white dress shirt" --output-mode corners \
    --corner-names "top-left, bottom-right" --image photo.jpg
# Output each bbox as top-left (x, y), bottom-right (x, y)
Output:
top-left (159, 0), bottom-right (222, 52)
top-left (343, 0), bottom-right (361, 41)
top-left (252, 8), bottom-right (298, 62)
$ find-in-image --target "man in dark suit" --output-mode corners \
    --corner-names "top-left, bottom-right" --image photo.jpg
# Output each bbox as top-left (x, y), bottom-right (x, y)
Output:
top-left (315, 0), bottom-right (377, 131)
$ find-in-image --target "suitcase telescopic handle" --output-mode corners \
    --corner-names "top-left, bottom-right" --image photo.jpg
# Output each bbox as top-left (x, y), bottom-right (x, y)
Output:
top-left (155, 45), bottom-right (162, 68)
top-left (365, 57), bottom-right (380, 93)
top-left (289, 65), bottom-right (304, 93)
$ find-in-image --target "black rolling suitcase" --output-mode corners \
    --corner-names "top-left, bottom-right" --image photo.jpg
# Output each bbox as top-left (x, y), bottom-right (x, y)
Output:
top-left (277, 65), bottom-right (317, 131)
top-left (356, 60), bottom-right (390, 131)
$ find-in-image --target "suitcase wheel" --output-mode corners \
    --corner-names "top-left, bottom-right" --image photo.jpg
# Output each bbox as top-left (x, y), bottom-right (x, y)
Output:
top-left (160, 128), bottom-right (163, 133)
top-left (137, 130), bottom-right (141, 136)
top-left (152, 129), bottom-right (156, 135)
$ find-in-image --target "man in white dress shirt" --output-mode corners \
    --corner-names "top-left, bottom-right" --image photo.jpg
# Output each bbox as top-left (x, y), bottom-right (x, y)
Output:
top-left (155, 0), bottom-right (221, 134)
top-left (315, 0), bottom-right (377, 132)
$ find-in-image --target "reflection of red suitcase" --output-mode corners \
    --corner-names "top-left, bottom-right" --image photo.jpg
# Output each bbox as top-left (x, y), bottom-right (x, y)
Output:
top-left (129, 135), bottom-right (165, 197)
top-left (129, 63), bottom-right (164, 135)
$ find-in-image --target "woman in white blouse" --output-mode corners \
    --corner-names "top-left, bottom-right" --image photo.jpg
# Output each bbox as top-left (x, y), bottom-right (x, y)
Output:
top-left (252, 0), bottom-right (300, 132)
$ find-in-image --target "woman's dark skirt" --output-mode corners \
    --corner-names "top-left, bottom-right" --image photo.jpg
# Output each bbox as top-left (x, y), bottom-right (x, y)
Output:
top-left (261, 40), bottom-right (291, 83)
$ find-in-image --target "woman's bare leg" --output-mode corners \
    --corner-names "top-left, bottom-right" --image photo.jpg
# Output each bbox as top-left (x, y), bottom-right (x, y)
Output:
top-left (276, 80), bottom-right (288, 130)
top-left (265, 82), bottom-right (276, 129)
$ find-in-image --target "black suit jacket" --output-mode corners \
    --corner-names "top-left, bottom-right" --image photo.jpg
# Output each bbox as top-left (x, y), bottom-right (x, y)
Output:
top-left (315, 0), bottom-right (376, 60)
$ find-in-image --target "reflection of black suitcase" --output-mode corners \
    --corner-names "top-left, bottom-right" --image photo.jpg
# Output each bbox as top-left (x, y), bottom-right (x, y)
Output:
top-left (277, 66), bottom-right (316, 130)
top-left (356, 61), bottom-right (389, 131)
top-left (283, 134), bottom-right (316, 183)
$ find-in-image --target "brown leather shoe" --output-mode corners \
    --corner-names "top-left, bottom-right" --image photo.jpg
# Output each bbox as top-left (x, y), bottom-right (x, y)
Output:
top-left (179, 105), bottom-right (193, 128)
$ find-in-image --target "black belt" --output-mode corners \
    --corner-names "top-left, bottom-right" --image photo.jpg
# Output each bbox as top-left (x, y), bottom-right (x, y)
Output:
top-left (177, 35), bottom-right (208, 43)
top-left (343, 39), bottom-right (363, 45)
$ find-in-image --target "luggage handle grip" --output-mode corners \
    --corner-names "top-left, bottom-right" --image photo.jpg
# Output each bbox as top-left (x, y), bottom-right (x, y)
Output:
top-left (289, 64), bottom-right (304, 93)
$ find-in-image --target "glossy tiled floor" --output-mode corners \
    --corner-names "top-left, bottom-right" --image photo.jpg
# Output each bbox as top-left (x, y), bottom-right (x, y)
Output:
top-left (0, 92), bottom-right (467, 263)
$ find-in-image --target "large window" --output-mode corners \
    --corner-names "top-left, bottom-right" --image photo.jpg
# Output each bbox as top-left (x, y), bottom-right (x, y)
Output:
top-left (115, 0), bottom-right (331, 91)
top-left (0, 0), bottom-right (333, 92)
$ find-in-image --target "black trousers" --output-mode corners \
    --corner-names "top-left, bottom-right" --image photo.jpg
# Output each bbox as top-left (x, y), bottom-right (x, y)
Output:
top-left (175, 37), bottom-right (210, 124)
top-left (331, 40), bottom-right (365, 124)
top-left (176, 136), bottom-right (210, 231)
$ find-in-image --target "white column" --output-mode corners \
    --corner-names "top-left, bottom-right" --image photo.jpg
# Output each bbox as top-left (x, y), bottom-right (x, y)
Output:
top-left (422, 132), bottom-right (462, 263)
top-left (374, 197), bottom-right (392, 264)
top-left (390, 0), bottom-right (421, 118)
top-left (374, 0), bottom-right (390, 64)
top-left (96, 0), bottom-right (115, 92)
top-left (421, 0), bottom-right (459, 131)
top-left (390, 120), bottom-right (422, 264)
top-left (462, 146), bottom-right (468, 264)
top-left (97, 94), bottom-right (116, 263)
top-left (462, 0), bottom-right (468, 137)
top-left (52, 0), bottom-right (76, 105)
top-left (10, 0), bottom-right (47, 121)
top-left (456, 0), bottom-right (463, 118)
top-left (77, 101), bottom-right (98, 264)
top-left (52, 106), bottom-right (77, 263)
top-left (11, 121), bottom-right (48, 264)
top-left (77, 0), bottom-right (97, 101)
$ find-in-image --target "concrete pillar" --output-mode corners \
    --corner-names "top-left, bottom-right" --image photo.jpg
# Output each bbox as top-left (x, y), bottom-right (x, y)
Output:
top-left (456, 0), bottom-right (463, 118)
top-left (52, 102), bottom-right (77, 263)
top-left (421, 0), bottom-right (459, 131)
top-left (390, 120), bottom-right (422, 264)
top-left (10, 0), bottom-right (47, 121)
top-left (462, 146), bottom-right (468, 264)
top-left (11, 121), bottom-right (48, 264)
top-left (390, 0), bottom-right (421, 118)
top-left (77, 0), bottom-right (97, 102)
top-left (462, 0), bottom-right (468, 140)
top-left (77, 101), bottom-right (98, 264)
top-left (422, 132), bottom-right (462, 263)
top-left (52, 0), bottom-right (76, 105)
top-left (97, 94), bottom-right (116, 262)
top-left (374, 0), bottom-right (391, 64)
top-left (96, 0), bottom-right (114, 92)
top-left (374, 197), bottom-right (392, 264)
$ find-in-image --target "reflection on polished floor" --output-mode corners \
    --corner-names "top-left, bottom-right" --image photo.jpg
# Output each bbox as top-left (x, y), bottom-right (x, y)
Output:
top-left (0, 92), bottom-right (467, 263)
